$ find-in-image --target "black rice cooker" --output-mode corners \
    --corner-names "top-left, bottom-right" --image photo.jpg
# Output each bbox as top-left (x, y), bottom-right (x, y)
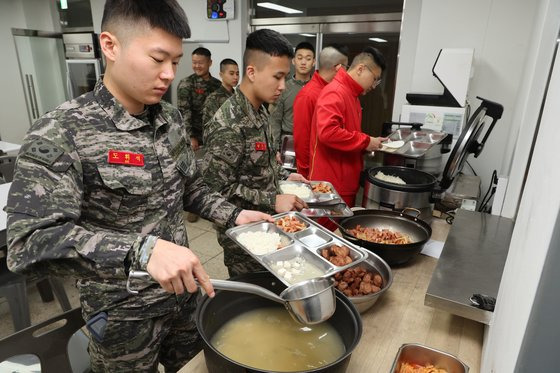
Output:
top-left (362, 166), bottom-right (437, 222)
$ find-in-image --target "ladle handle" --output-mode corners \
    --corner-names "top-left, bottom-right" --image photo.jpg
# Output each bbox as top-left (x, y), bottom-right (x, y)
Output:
top-left (126, 270), bottom-right (284, 305)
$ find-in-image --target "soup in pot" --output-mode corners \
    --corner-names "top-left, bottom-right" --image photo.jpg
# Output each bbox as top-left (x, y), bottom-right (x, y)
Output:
top-left (210, 307), bottom-right (346, 372)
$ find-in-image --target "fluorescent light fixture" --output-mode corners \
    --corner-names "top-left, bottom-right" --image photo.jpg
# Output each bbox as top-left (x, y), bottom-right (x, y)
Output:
top-left (369, 37), bottom-right (387, 43)
top-left (60, 0), bottom-right (68, 9)
top-left (257, 2), bottom-right (303, 14)
top-left (299, 33), bottom-right (316, 37)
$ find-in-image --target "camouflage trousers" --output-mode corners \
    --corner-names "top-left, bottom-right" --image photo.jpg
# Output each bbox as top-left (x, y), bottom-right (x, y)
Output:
top-left (217, 231), bottom-right (266, 278)
top-left (88, 292), bottom-right (202, 373)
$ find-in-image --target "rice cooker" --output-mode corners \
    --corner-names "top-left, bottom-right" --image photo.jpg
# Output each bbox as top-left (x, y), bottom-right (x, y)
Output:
top-left (362, 97), bottom-right (504, 222)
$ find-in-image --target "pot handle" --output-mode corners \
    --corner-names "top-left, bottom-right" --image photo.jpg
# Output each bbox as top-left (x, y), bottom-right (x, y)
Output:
top-left (402, 207), bottom-right (422, 218)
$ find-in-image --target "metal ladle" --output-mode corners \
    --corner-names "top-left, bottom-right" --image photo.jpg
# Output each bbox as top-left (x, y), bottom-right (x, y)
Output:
top-left (127, 270), bottom-right (336, 325)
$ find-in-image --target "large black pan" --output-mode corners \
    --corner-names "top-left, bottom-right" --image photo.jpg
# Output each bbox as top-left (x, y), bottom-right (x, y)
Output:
top-left (335, 209), bottom-right (432, 266)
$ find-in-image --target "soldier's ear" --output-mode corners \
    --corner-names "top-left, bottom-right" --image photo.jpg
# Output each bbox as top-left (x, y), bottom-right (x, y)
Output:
top-left (100, 31), bottom-right (119, 63)
top-left (246, 65), bottom-right (256, 83)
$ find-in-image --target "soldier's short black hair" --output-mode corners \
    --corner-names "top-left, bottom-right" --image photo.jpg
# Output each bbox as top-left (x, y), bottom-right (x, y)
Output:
top-left (361, 46), bottom-right (386, 71)
top-left (295, 41), bottom-right (315, 57)
top-left (220, 58), bottom-right (238, 72)
top-left (326, 43), bottom-right (350, 58)
top-left (192, 47), bottom-right (211, 58)
top-left (243, 29), bottom-right (294, 69)
top-left (101, 0), bottom-right (190, 39)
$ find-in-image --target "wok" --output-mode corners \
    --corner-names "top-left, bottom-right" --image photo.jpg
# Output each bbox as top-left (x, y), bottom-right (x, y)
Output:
top-left (336, 208), bottom-right (432, 266)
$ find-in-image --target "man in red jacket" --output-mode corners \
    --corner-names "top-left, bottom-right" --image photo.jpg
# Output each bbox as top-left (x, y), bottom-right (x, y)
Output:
top-left (309, 47), bottom-right (387, 230)
top-left (293, 44), bottom-right (349, 179)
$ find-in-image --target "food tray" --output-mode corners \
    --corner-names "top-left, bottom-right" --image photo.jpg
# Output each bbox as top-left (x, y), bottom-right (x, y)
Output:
top-left (226, 212), bottom-right (368, 286)
top-left (379, 129), bottom-right (448, 158)
top-left (279, 180), bottom-right (353, 217)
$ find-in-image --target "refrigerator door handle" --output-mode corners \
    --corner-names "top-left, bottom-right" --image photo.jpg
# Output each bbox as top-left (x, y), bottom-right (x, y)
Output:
top-left (29, 74), bottom-right (40, 119)
top-left (25, 74), bottom-right (37, 120)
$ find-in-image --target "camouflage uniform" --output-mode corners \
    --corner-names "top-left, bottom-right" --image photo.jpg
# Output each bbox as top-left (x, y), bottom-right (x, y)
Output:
top-left (202, 85), bottom-right (234, 134)
top-left (6, 81), bottom-right (239, 372)
top-left (201, 89), bottom-right (290, 277)
top-left (176, 73), bottom-right (221, 143)
top-left (268, 76), bottom-right (307, 151)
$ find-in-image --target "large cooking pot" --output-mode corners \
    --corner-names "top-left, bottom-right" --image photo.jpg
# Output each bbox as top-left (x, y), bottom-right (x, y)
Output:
top-left (338, 209), bottom-right (432, 266)
top-left (196, 272), bottom-right (362, 373)
top-left (362, 166), bottom-right (437, 222)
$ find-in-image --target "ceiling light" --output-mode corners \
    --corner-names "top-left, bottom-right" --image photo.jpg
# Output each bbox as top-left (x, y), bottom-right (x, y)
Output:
top-left (60, 0), bottom-right (68, 9)
top-left (257, 2), bottom-right (303, 14)
top-left (299, 33), bottom-right (316, 37)
top-left (369, 37), bottom-right (388, 43)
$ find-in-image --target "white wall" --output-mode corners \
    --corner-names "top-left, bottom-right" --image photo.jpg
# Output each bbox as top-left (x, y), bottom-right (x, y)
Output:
top-left (0, 0), bottom-right (61, 144)
top-left (90, 0), bottom-right (248, 107)
top-left (481, 0), bottom-right (560, 371)
top-left (395, 0), bottom-right (538, 197)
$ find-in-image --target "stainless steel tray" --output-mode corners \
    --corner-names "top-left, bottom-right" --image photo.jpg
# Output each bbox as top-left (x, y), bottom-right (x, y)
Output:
top-left (226, 212), bottom-right (368, 286)
top-left (379, 129), bottom-right (448, 158)
top-left (279, 180), bottom-right (353, 217)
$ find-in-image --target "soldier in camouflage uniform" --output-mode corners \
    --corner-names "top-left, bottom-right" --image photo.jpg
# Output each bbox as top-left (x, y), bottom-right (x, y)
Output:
top-left (201, 29), bottom-right (310, 277)
top-left (176, 47), bottom-right (221, 151)
top-left (5, 1), bottom-right (270, 372)
top-left (268, 41), bottom-right (316, 152)
top-left (201, 58), bottom-right (239, 135)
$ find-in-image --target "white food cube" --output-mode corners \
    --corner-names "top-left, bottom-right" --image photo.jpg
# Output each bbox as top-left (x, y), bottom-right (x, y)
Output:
top-left (283, 262), bottom-right (292, 269)
top-left (277, 268), bottom-right (286, 276)
top-left (284, 271), bottom-right (293, 280)
top-left (276, 261), bottom-right (283, 267)
top-left (293, 262), bottom-right (301, 269)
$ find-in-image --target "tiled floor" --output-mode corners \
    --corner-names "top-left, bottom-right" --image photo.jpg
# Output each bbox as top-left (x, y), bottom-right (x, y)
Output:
top-left (0, 212), bottom-right (228, 339)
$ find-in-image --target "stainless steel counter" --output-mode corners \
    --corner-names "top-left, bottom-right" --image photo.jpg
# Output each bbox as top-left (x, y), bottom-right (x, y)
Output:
top-left (425, 210), bottom-right (514, 324)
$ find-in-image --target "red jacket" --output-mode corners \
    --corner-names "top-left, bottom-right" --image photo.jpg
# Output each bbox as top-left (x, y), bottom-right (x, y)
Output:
top-left (308, 69), bottom-right (370, 197)
top-left (293, 72), bottom-right (328, 179)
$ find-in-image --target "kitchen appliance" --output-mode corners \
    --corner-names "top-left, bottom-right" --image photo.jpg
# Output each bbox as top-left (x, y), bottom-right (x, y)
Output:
top-left (196, 271), bottom-right (362, 373)
top-left (380, 122), bottom-right (453, 176)
top-left (336, 209), bottom-right (432, 266)
top-left (63, 33), bottom-right (103, 99)
top-left (363, 97), bottom-right (504, 221)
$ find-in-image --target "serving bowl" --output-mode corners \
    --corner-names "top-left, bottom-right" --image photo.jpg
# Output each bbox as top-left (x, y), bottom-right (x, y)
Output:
top-left (390, 343), bottom-right (469, 373)
top-left (338, 252), bottom-right (393, 313)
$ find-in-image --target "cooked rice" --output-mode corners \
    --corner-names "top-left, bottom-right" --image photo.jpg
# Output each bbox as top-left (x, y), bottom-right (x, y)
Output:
top-left (237, 231), bottom-right (282, 255)
top-left (374, 171), bottom-right (406, 185)
top-left (280, 183), bottom-right (311, 199)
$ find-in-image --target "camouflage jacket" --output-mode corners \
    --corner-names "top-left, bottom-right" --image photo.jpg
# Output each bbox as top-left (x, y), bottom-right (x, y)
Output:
top-left (202, 85), bottom-right (234, 129)
top-left (201, 89), bottom-right (290, 215)
top-left (6, 81), bottom-right (238, 319)
top-left (268, 76), bottom-right (308, 151)
top-left (176, 73), bottom-right (221, 142)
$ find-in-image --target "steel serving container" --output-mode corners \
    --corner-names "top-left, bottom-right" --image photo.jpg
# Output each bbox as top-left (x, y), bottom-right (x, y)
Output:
top-left (226, 212), bottom-right (370, 286)
top-left (279, 180), bottom-right (354, 218)
top-left (346, 252), bottom-right (393, 313)
top-left (390, 343), bottom-right (469, 373)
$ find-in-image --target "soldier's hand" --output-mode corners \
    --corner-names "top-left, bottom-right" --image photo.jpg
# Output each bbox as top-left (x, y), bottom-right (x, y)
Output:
top-left (146, 239), bottom-right (215, 297)
top-left (190, 137), bottom-right (200, 151)
top-left (275, 151), bottom-right (282, 164)
top-left (235, 210), bottom-right (274, 225)
top-left (287, 173), bottom-right (309, 183)
top-left (275, 194), bottom-right (308, 213)
top-left (365, 136), bottom-right (388, 151)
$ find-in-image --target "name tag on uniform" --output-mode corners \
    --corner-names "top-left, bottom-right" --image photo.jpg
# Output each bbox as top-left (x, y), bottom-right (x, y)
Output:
top-left (107, 150), bottom-right (145, 167)
top-left (195, 88), bottom-right (205, 94)
top-left (254, 142), bottom-right (267, 151)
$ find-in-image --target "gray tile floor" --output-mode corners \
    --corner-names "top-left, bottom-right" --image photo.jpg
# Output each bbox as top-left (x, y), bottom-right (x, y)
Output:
top-left (0, 212), bottom-right (228, 339)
